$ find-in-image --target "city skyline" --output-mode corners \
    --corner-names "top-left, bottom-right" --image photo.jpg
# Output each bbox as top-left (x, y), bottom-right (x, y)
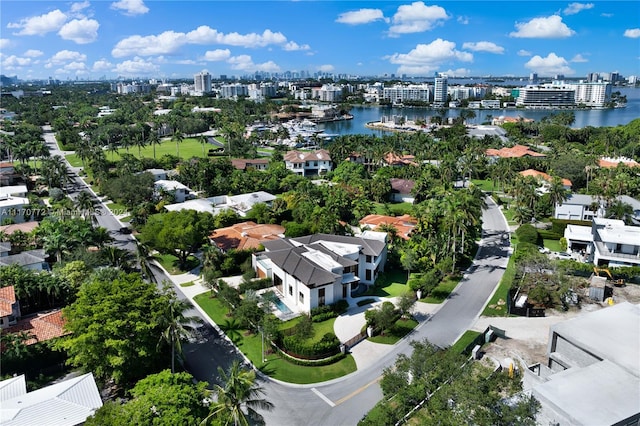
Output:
top-left (1, 1), bottom-right (639, 81)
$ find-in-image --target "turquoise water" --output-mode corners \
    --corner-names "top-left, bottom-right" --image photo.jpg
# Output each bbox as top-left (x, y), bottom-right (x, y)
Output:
top-left (274, 297), bottom-right (292, 314)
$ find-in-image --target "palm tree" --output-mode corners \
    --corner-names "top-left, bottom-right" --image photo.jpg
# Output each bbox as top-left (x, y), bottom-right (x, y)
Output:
top-left (136, 240), bottom-right (156, 282)
top-left (172, 129), bottom-right (184, 159)
top-left (548, 176), bottom-right (568, 209)
top-left (200, 134), bottom-right (209, 158)
top-left (101, 246), bottom-right (134, 269)
top-left (158, 286), bottom-right (201, 374)
top-left (202, 360), bottom-right (273, 426)
top-left (75, 190), bottom-right (95, 221)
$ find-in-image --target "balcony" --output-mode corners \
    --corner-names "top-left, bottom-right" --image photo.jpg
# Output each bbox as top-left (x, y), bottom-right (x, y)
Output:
top-left (594, 241), bottom-right (640, 265)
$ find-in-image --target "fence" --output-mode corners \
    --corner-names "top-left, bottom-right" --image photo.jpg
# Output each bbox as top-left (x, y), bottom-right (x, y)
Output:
top-left (342, 330), bottom-right (367, 350)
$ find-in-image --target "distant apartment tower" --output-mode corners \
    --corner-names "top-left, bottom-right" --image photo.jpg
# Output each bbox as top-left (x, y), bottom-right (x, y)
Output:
top-left (434, 75), bottom-right (448, 103)
top-left (383, 84), bottom-right (431, 104)
top-left (194, 71), bottom-right (212, 94)
top-left (312, 84), bottom-right (343, 102)
top-left (587, 72), bottom-right (599, 82)
top-left (529, 73), bottom-right (538, 83)
top-left (220, 83), bottom-right (248, 99)
top-left (572, 81), bottom-right (612, 107)
top-left (516, 82), bottom-right (575, 108)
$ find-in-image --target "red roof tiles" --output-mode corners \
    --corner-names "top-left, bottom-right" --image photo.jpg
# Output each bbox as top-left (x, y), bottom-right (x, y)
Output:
top-left (519, 169), bottom-right (572, 187)
top-left (0, 286), bottom-right (17, 317)
top-left (485, 144), bottom-right (546, 158)
top-left (209, 221), bottom-right (285, 251)
top-left (5, 310), bottom-right (69, 346)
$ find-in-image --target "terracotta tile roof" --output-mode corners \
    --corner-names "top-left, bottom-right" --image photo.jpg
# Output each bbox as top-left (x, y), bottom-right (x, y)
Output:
top-left (598, 157), bottom-right (640, 169)
top-left (0, 286), bottom-right (17, 317)
top-left (485, 144), bottom-right (546, 158)
top-left (519, 169), bottom-right (572, 187)
top-left (359, 214), bottom-right (417, 240)
top-left (384, 153), bottom-right (417, 166)
top-left (284, 149), bottom-right (332, 163)
top-left (231, 158), bottom-right (269, 170)
top-left (209, 221), bottom-right (285, 251)
top-left (0, 221), bottom-right (39, 236)
top-left (5, 310), bottom-right (69, 346)
top-left (390, 178), bottom-right (415, 195)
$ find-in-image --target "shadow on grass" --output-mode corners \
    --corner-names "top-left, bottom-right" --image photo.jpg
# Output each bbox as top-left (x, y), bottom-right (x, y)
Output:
top-left (219, 318), bottom-right (243, 344)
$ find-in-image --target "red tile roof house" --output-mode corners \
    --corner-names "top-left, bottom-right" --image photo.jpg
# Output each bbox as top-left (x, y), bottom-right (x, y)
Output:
top-left (485, 144), bottom-right (547, 163)
top-left (597, 157), bottom-right (640, 169)
top-left (284, 149), bottom-right (333, 177)
top-left (4, 310), bottom-right (69, 346)
top-left (209, 221), bottom-right (285, 252)
top-left (231, 158), bottom-right (270, 171)
top-left (359, 214), bottom-right (417, 240)
top-left (519, 169), bottom-right (573, 190)
top-left (0, 286), bottom-right (20, 329)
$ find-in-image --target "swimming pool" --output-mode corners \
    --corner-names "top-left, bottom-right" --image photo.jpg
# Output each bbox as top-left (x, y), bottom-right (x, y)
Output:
top-left (274, 297), bottom-right (292, 314)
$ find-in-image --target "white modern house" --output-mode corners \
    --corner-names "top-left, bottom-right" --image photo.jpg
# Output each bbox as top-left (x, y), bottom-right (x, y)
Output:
top-left (164, 191), bottom-right (276, 218)
top-left (564, 218), bottom-right (640, 267)
top-left (253, 232), bottom-right (387, 313)
top-left (284, 149), bottom-right (333, 176)
top-left (554, 194), bottom-right (601, 221)
top-left (0, 195), bottom-right (30, 224)
top-left (154, 179), bottom-right (195, 203)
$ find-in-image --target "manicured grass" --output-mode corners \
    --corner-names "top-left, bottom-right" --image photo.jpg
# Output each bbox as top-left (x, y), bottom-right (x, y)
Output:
top-left (482, 254), bottom-right (515, 317)
top-left (65, 153), bottom-right (83, 167)
top-left (180, 281), bottom-right (196, 287)
top-left (118, 138), bottom-right (211, 160)
top-left (502, 207), bottom-right (516, 224)
top-left (471, 179), bottom-right (500, 192)
top-left (194, 293), bottom-right (357, 383)
top-left (104, 201), bottom-right (128, 215)
top-left (368, 318), bottom-right (418, 344)
top-left (543, 239), bottom-right (562, 252)
top-left (422, 275), bottom-right (462, 304)
top-left (373, 202), bottom-right (413, 216)
top-left (449, 330), bottom-right (482, 354)
top-left (156, 253), bottom-right (200, 274)
top-left (363, 269), bottom-right (410, 297)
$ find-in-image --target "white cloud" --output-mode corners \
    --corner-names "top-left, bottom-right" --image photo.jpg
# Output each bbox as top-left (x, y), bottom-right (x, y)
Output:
top-left (510, 15), bottom-right (575, 38)
top-left (457, 16), bottom-right (469, 25)
top-left (563, 3), bottom-right (594, 15)
top-left (227, 55), bottom-right (280, 72)
top-left (336, 9), bottom-right (387, 25)
top-left (92, 59), bottom-right (113, 71)
top-left (570, 54), bottom-right (588, 63)
top-left (318, 64), bottom-right (335, 72)
top-left (387, 38), bottom-right (472, 75)
top-left (202, 49), bottom-right (231, 61)
top-left (63, 61), bottom-right (87, 71)
top-left (624, 28), bottom-right (640, 38)
top-left (24, 49), bottom-right (44, 58)
top-left (442, 68), bottom-right (471, 77)
top-left (70, 1), bottom-right (91, 13)
top-left (113, 57), bottom-right (159, 75)
top-left (462, 41), bottom-right (504, 54)
top-left (518, 49), bottom-right (533, 56)
top-left (8, 9), bottom-right (67, 36)
top-left (0, 39), bottom-right (11, 49)
top-left (111, 0), bottom-right (149, 16)
top-left (601, 13), bottom-right (613, 18)
top-left (113, 26), bottom-right (297, 57)
top-left (389, 1), bottom-right (449, 35)
top-left (1, 55), bottom-right (33, 70)
top-left (283, 41), bottom-right (311, 51)
top-left (524, 52), bottom-right (574, 75)
top-left (58, 18), bottom-right (99, 44)
top-left (48, 50), bottom-right (87, 65)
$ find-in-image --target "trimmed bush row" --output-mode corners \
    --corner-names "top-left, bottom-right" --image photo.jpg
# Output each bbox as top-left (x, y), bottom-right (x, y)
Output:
top-left (281, 332), bottom-right (341, 359)
top-left (309, 299), bottom-right (349, 323)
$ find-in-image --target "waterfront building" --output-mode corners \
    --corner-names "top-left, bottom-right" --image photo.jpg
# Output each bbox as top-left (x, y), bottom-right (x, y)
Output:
top-left (220, 83), bottom-right (248, 99)
top-left (516, 82), bottom-right (575, 108)
top-left (193, 71), bottom-right (212, 94)
top-left (382, 84), bottom-right (431, 104)
top-left (312, 84), bottom-right (343, 102)
top-left (571, 81), bottom-right (611, 108)
top-left (434, 75), bottom-right (448, 103)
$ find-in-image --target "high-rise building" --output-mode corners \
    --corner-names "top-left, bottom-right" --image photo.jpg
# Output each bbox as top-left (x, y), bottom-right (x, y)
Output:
top-left (516, 83), bottom-right (575, 107)
top-left (434, 75), bottom-right (448, 103)
top-left (194, 71), bottom-right (212, 94)
top-left (572, 81), bottom-right (611, 107)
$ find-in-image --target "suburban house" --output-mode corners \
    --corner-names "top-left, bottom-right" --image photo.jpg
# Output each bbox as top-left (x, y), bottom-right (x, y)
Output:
top-left (0, 185), bottom-right (28, 198)
top-left (597, 156), bottom-right (640, 169)
top-left (284, 149), bottom-right (333, 176)
top-left (231, 158), bottom-right (269, 171)
top-left (0, 221), bottom-right (39, 236)
top-left (0, 195), bottom-right (30, 224)
top-left (144, 168), bottom-right (169, 181)
top-left (359, 214), bottom-right (417, 240)
top-left (209, 221), bottom-right (285, 252)
top-left (485, 144), bottom-right (546, 163)
top-left (518, 169), bottom-right (572, 191)
top-left (0, 286), bottom-right (20, 329)
top-left (0, 242), bottom-right (48, 271)
top-left (0, 373), bottom-right (102, 425)
top-left (0, 162), bottom-right (20, 186)
top-left (525, 302), bottom-right (639, 426)
top-left (154, 179), bottom-right (195, 203)
top-left (554, 194), bottom-right (601, 221)
top-left (5, 309), bottom-right (68, 346)
top-left (164, 191), bottom-right (276, 217)
top-left (252, 232), bottom-right (387, 313)
top-left (383, 153), bottom-right (418, 167)
top-left (564, 218), bottom-right (640, 267)
top-left (389, 178), bottom-right (415, 203)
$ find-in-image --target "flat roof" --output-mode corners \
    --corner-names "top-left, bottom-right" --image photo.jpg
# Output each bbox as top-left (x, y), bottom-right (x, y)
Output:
top-left (550, 302), bottom-right (640, 377)
top-left (597, 225), bottom-right (640, 246)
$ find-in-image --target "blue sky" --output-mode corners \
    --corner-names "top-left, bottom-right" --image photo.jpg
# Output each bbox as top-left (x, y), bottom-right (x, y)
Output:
top-left (1, 1), bottom-right (639, 80)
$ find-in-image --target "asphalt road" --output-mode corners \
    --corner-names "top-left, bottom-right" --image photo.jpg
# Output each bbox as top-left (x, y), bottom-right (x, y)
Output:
top-left (43, 126), bottom-right (511, 425)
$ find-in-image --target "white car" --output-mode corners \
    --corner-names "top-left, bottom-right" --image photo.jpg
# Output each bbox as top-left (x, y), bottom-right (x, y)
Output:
top-left (552, 252), bottom-right (573, 260)
top-left (538, 247), bottom-right (551, 254)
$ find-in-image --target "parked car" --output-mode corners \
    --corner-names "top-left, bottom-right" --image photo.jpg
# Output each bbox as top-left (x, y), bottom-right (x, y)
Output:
top-left (551, 251), bottom-right (572, 260)
top-left (538, 247), bottom-right (551, 254)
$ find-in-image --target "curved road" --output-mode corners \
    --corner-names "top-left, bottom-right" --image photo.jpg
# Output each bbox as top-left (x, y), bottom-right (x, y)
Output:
top-left (43, 126), bottom-right (511, 425)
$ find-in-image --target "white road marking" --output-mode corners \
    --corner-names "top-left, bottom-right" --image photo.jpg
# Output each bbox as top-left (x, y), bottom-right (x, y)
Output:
top-left (311, 387), bottom-right (336, 407)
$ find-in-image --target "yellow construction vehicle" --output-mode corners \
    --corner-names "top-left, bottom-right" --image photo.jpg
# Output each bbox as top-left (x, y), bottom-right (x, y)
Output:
top-left (593, 267), bottom-right (625, 287)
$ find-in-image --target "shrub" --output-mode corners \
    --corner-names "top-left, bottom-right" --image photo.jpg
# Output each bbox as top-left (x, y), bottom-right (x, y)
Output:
top-left (538, 230), bottom-right (562, 240)
top-left (310, 299), bottom-right (349, 322)
top-left (238, 277), bottom-right (272, 293)
top-left (515, 224), bottom-right (539, 245)
top-left (281, 332), bottom-right (340, 359)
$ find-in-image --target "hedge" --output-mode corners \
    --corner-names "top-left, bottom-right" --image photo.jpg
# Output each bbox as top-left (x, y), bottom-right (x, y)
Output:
top-left (310, 300), bottom-right (349, 322)
top-left (550, 218), bottom-right (590, 235)
top-left (515, 224), bottom-right (539, 245)
top-left (238, 277), bottom-right (273, 293)
top-left (281, 332), bottom-right (341, 359)
top-left (274, 346), bottom-right (347, 366)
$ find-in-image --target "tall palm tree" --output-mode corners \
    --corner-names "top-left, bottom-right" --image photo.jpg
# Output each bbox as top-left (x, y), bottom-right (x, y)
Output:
top-left (136, 240), bottom-right (156, 282)
top-left (172, 129), bottom-right (184, 159)
top-left (158, 286), bottom-right (200, 374)
top-left (75, 190), bottom-right (95, 221)
top-left (202, 360), bottom-right (273, 426)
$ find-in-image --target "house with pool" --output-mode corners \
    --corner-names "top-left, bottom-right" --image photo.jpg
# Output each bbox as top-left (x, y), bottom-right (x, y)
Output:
top-left (252, 232), bottom-right (387, 313)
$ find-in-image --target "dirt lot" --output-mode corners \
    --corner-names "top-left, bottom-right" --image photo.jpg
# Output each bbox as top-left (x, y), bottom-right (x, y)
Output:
top-left (471, 282), bottom-right (640, 367)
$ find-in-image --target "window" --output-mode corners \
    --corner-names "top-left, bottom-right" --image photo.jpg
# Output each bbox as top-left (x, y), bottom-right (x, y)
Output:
top-left (319, 288), bottom-right (325, 306)
top-left (289, 285), bottom-right (293, 296)
top-left (366, 269), bottom-right (372, 281)
top-left (299, 292), bottom-right (304, 303)
top-left (366, 255), bottom-right (372, 263)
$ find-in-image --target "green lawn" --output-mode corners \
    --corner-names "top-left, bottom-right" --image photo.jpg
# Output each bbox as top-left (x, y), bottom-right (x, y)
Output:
top-left (363, 269), bottom-right (411, 298)
top-left (156, 253), bottom-right (200, 274)
top-left (449, 330), bottom-right (482, 354)
top-left (373, 202), bottom-right (413, 216)
top-left (471, 179), bottom-right (500, 192)
top-left (482, 254), bottom-right (515, 317)
top-left (194, 294), bottom-right (357, 383)
top-left (368, 317), bottom-right (418, 344)
top-left (543, 239), bottom-right (562, 252)
top-left (422, 275), bottom-right (462, 304)
top-left (104, 201), bottom-right (128, 216)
